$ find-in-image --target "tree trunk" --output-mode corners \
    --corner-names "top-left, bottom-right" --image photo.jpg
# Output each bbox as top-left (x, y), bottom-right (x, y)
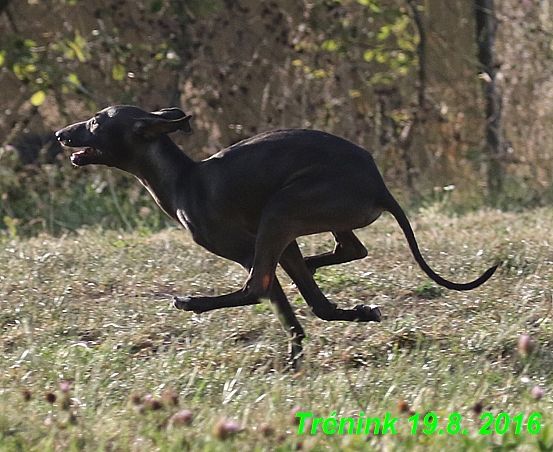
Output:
top-left (475, 0), bottom-right (504, 203)
top-left (397, 0), bottom-right (428, 193)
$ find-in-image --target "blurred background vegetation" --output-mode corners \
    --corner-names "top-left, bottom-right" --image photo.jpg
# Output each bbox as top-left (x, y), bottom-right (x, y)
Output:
top-left (1, 0), bottom-right (553, 237)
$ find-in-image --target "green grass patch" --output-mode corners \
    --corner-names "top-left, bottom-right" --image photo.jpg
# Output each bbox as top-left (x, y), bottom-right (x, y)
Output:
top-left (1, 208), bottom-right (553, 450)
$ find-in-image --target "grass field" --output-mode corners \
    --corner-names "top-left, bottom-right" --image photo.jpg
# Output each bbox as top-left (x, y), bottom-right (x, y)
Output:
top-left (1, 205), bottom-right (553, 451)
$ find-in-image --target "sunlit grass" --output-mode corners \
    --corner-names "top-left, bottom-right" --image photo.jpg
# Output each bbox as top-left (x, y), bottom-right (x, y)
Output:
top-left (1, 207), bottom-right (552, 450)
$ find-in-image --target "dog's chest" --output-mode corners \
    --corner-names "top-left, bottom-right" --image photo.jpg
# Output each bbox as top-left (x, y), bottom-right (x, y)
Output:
top-left (176, 208), bottom-right (228, 255)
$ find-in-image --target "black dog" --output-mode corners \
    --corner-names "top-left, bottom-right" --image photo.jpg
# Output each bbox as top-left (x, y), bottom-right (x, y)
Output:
top-left (56, 106), bottom-right (497, 366)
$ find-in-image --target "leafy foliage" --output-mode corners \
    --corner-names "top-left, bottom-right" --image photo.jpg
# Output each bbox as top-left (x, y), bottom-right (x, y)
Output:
top-left (294, 0), bottom-right (419, 84)
top-left (1, 0), bottom-right (553, 238)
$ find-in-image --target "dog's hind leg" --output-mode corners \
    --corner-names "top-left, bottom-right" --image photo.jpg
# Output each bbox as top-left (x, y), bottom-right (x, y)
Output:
top-left (304, 230), bottom-right (368, 273)
top-left (280, 241), bottom-right (381, 323)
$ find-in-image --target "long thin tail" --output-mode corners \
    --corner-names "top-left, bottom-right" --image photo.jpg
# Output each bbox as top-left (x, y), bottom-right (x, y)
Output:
top-left (385, 195), bottom-right (498, 290)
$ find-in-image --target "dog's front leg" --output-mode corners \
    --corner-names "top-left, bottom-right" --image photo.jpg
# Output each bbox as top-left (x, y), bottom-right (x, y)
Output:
top-left (173, 289), bottom-right (260, 313)
top-left (269, 277), bottom-right (305, 370)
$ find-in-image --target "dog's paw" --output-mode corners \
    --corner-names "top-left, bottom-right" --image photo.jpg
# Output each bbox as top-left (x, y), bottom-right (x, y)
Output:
top-left (173, 296), bottom-right (191, 310)
top-left (353, 304), bottom-right (382, 322)
top-left (173, 296), bottom-right (203, 314)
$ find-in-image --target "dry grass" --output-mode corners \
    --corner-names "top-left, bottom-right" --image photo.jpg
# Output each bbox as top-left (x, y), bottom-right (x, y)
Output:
top-left (1, 206), bottom-right (552, 451)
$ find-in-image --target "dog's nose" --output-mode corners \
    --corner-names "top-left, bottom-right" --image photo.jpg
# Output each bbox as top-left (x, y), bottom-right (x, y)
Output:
top-left (55, 129), bottom-right (71, 145)
top-left (55, 129), bottom-right (74, 146)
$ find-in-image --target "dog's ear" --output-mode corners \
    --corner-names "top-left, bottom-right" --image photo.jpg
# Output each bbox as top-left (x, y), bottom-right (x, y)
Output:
top-left (133, 109), bottom-right (193, 138)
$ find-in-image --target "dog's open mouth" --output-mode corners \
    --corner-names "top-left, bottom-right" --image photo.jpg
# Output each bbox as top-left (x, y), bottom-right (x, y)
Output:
top-left (70, 147), bottom-right (104, 166)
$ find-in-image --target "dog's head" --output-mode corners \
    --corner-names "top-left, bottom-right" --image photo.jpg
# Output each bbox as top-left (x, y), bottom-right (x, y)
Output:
top-left (55, 105), bottom-right (192, 170)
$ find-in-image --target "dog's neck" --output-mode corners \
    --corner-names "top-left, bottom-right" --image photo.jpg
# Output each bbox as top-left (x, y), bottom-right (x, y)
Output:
top-left (134, 136), bottom-right (195, 220)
